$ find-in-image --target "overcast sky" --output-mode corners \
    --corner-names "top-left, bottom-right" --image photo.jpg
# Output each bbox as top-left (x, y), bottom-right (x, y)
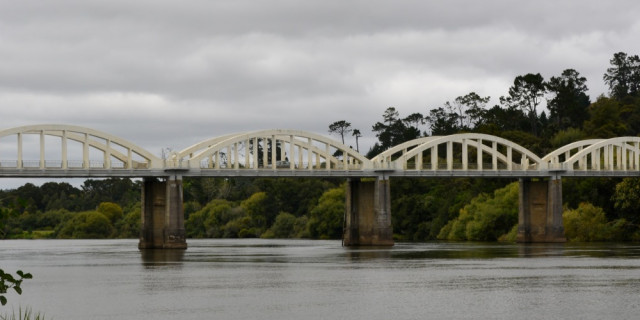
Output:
top-left (2, 0), bottom-right (640, 167)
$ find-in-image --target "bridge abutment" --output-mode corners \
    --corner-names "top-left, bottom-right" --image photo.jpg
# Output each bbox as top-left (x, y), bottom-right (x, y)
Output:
top-left (139, 176), bottom-right (187, 249)
top-left (343, 177), bottom-right (394, 246)
top-left (517, 177), bottom-right (566, 243)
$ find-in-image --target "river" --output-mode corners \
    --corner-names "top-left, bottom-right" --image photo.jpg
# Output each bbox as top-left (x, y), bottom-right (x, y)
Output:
top-left (1, 239), bottom-right (639, 319)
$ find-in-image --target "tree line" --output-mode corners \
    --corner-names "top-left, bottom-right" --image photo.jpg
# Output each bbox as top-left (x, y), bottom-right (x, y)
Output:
top-left (0, 177), bottom-right (346, 240)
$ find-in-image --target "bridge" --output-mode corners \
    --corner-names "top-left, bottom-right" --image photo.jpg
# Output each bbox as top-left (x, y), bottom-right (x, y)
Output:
top-left (2, 124), bottom-right (640, 248)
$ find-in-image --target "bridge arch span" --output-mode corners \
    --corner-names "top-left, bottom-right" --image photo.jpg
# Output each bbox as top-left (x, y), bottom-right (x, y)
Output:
top-left (0, 124), bottom-right (162, 170)
top-left (541, 139), bottom-right (604, 169)
top-left (370, 136), bottom-right (442, 166)
top-left (177, 129), bottom-right (372, 171)
top-left (564, 137), bottom-right (640, 172)
top-left (389, 133), bottom-right (544, 172)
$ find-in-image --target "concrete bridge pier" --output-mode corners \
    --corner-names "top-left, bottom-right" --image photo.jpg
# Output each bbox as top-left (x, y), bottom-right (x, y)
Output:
top-left (517, 177), bottom-right (566, 243)
top-left (343, 177), bottom-right (394, 246)
top-left (139, 176), bottom-right (187, 249)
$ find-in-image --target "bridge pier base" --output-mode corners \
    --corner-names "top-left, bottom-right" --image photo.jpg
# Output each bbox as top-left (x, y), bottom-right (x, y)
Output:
top-left (139, 176), bottom-right (187, 249)
top-left (517, 177), bottom-right (566, 243)
top-left (343, 177), bottom-right (394, 246)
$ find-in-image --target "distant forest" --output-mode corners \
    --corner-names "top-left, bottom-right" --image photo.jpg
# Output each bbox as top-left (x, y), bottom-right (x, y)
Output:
top-left (2, 51), bottom-right (640, 242)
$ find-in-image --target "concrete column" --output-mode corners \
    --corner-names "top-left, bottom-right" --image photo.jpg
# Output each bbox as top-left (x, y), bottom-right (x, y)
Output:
top-left (517, 177), bottom-right (566, 243)
top-left (139, 176), bottom-right (187, 249)
top-left (164, 175), bottom-right (187, 248)
top-left (343, 177), bottom-right (394, 246)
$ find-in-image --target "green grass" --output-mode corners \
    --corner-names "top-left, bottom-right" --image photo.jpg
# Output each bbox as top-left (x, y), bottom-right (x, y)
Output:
top-left (0, 307), bottom-right (49, 320)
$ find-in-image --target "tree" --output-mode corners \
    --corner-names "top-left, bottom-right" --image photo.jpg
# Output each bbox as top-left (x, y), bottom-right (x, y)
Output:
top-left (502, 73), bottom-right (546, 136)
top-left (0, 201), bottom-right (33, 306)
top-left (437, 182), bottom-right (519, 241)
top-left (603, 52), bottom-right (640, 100)
top-left (263, 212), bottom-right (297, 238)
top-left (402, 113), bottom-right (424, 139)
top-left (97, 202), bottom-right (123, 223)
top-left (56, 211), bottom-right (114, 239)
top-left (370, 107), bottom-right (413, 155)
top-left (328, 120), bottom-right (352, 144)
top-left (545, 69), bottom-right (590, 130)
top-left (583, 96), bottom-right (627, 138)
top-left (307, 185), bottom-right (345, 239)
top-left (0, 269), bottom-right (32, 306)
top-left (612, 178), bottom-right (640, 224)
top-left (352, 129), bottom-right (362, 152)
top-left (460, 92), bottom-right (490, 129)
top-left (426, 107), bottom-right (458, 135)
top-left (382, 107), bottom-right (400, 125)
top-left (443, 92), bottom-right (490, 129)
top-left (403, 113), bottom-right (425, 131)
top-left (562, 203), bottom-right (632, 242)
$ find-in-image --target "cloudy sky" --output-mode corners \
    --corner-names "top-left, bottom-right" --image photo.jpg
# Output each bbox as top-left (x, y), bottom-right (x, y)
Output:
top-left (2, 0), bottom-right (640, 160)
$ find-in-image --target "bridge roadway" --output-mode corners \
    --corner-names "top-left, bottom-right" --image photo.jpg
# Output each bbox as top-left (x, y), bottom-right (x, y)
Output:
top-left (2, 124), bottom-right (640, 248)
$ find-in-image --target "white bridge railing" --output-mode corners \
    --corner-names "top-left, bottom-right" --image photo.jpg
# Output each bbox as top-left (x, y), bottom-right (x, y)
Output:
top-left (2, 125), bottom-right (640, 177)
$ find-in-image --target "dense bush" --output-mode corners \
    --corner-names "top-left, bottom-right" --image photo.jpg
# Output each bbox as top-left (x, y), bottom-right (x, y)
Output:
top-left (307, 186), bottom-right (345, 239)
top-left (563, 203), bottom-right (639, 241)
top-left (56, 211), bottom-right (113, 239)
top-left (438, 182), bottom-right (519, 241)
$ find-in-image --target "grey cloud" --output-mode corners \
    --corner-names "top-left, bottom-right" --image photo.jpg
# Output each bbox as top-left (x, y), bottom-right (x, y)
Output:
top-left (1, 0), bottom-right (640, 162)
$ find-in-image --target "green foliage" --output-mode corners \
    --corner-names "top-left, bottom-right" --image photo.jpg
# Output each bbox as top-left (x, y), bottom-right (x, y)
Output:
top-left (96, 202), bottom-right (123, 223)
top-left (563, 203), bottom-right (621, 241)
top-left (0, 269), bottom-right (32, 306)
top-left (496, 130), bottom-right (545, 155)
top-left (603, 52), bottom-right (640, 100)
top-left (0, 207), bottom-right (12, 239)
top-left (183, 201), bottom-right (202, 219)
top-left (614, 179), bottom-right (640, 212)
top-left (368, 107), bottom-right (422, 157)
top-left (583, 96), bottom-right (627, 138)
top-left (546, 69), bottom-right (590, 131)
top-left (550, 128), bottom-right (586, 148)
top-left (186, 199), bottom-right (237, 238)
top-left (438, 182), bottom-right (519, 241)
top-left (328, 120), bottom-right (353, 144)
top-left (115, 207), bottom-right (141, 238)
top-left (307, 186), bottom-right (345, 239)
top-left (499, 225), bottom-right (519, 242)
top-left (501, 73), bottom-right (546, 136)
top-left (241, 192), bottom-right (269, 229)
top-left (262, 212), bottom-right (297, 239)
top-left (56, 211), bottom-right (113, 239)
top-left (391, 178), bottom-right (507, 241)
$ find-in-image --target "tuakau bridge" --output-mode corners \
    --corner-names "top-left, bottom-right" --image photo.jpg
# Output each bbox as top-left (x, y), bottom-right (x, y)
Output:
top-left (2, 124), bottom-right (640, 248)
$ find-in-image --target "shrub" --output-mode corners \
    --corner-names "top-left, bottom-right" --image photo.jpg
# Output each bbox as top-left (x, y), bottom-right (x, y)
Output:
top-left (438, 182), bottom-right (519, 241)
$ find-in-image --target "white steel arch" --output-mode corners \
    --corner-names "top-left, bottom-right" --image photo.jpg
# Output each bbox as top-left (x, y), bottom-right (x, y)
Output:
top-left (179, 129), bottom-right (372, 171)
top-left (390, 133), bottom-right (544, 171)
top-left (0, 124), bottom-right (162, 170)
top-left (564, 137), bottom-right (640, 171)
top-left (541, 139), bottom-right (604, 169)
top-left (370, 137), bottom-right (442, 168)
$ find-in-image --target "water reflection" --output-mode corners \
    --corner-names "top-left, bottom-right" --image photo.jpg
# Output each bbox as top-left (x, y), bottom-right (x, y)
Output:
top-left (517, 243), bottom-right (567, 257)
top-left (140, 249), bottom-right (185, 268)
top-left (343, 247), bottom-right (393, 261)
